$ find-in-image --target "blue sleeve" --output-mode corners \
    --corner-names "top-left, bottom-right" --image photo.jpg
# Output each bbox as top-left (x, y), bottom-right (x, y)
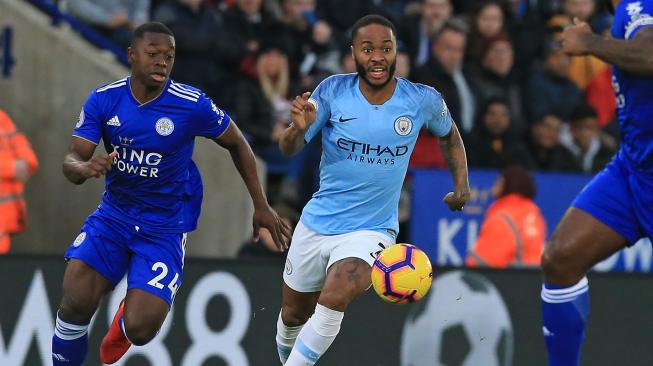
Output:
top-left (72, 91), bottom-right (103, 144)
top-left (304, 77), bottom-right (333, 143)
top-left (422, 87), bottom-right (453, 137)
top-left (621, 0), bottom-right (653, 39)
top-left (191, 94), bottom-right (231, 139)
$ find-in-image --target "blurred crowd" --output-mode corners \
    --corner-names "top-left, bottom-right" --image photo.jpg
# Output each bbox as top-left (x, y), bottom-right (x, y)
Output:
top-left (57, 0), bottom-right (620, 258)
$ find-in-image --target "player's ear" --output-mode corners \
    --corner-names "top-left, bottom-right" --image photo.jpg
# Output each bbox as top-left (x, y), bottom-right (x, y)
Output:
top-left (127, 46), bottom-right (134, 64)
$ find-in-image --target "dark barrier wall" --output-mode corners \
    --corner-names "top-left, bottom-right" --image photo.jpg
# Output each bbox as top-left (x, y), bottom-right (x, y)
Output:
top-left (410, 169), bottom-right (653, 272)
top-left (1, 256), bottom-right (652, 365)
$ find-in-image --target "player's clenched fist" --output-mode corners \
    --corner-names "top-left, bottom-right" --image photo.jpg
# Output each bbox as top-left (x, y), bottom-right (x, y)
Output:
top-left (443, 189), bottom-right (470, 211)
top-left (81, 151), bottom-right (118, 178)
top-left (291, 92), bottom-right (316, 132)
top-left (561, 17), bottom-right (595, 56)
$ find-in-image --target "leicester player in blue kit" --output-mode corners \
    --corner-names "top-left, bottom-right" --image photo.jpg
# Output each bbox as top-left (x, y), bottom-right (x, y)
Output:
top-left (541, 1), bottom-right (653, 365)
top-left (274, 15), bottom-right (470, 365)
top-left (50, 22), bottom-right (291, 365)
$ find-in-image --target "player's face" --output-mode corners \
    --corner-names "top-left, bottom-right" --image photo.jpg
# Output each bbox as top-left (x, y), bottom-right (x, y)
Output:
top-left (352, 24), bottom-right (397, 90)
top-left (128, 32), bottom-right (175, 89)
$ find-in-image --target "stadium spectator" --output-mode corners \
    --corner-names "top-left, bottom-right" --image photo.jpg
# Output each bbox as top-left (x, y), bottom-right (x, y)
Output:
top-left (271, 0), bottom-right (341, 87)
top-left (466, 165), bottom-right (546, 268)
top-left (219, 0), bottom-right (277, 81)
top-left (526, 113), bottom-right (580, 172)
top-left (564, 104), bottom-right (617, 173)
top-left (469, 35), bottom-right (526, 131)
top-left (151, 0), bottom-right (226, 99)
top-left (0, 108), bottom-right (38, 254)
top-left (465, 1), bottom-right (507, 66)
top-left (467, 97), bottom-right (533, 169)
top-left (397, 0), bottom-right (453, 68)
top-left (527, 39), bottom-right (583, 122)
top-left (413, 20), bottom-right (476, 138)
top-left (396, 50), bottom-right (411, 78)
top-left (66, 0), bottom-right (150, 49)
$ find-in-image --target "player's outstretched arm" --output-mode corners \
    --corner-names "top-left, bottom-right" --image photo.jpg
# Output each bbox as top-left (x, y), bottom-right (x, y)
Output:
top-left (279, 92), bottom-right (316, 157)
top-left (562, 18), bottom-right (653, 75)
top-left (438, 123), bottom-right (470, 211)
top-left (213, 122), bottom-right (292, 250)
top-left (62, 137), bottom-right (117, 185)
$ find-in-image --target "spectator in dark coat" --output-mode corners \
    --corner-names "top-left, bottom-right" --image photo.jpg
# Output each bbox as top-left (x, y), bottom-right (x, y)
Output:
top-left (564, 104), bottom-right (618, 173)
top-left (526, 114), bottom-right (580, 172)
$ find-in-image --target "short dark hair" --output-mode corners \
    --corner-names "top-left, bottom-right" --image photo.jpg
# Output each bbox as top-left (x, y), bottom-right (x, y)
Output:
top-left (351, 15), bottom-right (397, 43)
top-left (131, 22), bottom-right (174, 46)
top-left (431, 18), bottom-right (468, 44)
top-left (570, 103), bottom-right (598, 124)
top-left (501, 165), bottom-right (536, 199)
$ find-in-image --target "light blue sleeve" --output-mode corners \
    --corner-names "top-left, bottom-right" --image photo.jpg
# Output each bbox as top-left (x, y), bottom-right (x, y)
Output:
top-left (422, 86), bottom-right (453, 137)
top-left (303, 77), bottom-right (333, 143)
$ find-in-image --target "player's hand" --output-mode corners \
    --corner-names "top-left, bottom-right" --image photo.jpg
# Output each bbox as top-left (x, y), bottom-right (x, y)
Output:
top-left (443, 189), bottom-right (470, 211)
top-left (561, 17), bottom-right (596, 56)
top-left (290, 92), bottom-right (316, 133)
top-left (80, 151), bottom-right (118, 179)
top-left (252, 205), bottom-right (292, 251)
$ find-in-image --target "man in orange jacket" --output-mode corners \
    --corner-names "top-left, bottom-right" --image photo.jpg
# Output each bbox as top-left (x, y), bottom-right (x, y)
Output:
top-left (0, 108), bottom-right (38, 254)
top-left (466, 165), bottom-right (546, 268)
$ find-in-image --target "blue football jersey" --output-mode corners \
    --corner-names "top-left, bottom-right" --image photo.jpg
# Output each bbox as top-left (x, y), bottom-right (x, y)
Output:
top-left (301, 74), bottom-right (453, 236)
top-left (611, 0), bottom-right (653, 172)
top-left (72, 77), bottom-right (230, 233)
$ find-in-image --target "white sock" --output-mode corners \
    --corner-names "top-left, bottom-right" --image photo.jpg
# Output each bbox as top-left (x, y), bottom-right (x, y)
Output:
top-left (276, 311), bottom-right (304, 364)
top-left (284, 304), bottom-right (344, 366)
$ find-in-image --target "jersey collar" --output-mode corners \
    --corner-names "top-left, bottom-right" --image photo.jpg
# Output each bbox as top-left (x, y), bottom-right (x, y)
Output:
top-left (126, 76), bottom-right (171, 108)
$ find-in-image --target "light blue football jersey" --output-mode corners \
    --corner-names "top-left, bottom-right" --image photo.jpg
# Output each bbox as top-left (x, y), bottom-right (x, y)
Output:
top-left (301, 74), bottom-right (453, 237)
top-left (72, 77), bottom-right (230, 233)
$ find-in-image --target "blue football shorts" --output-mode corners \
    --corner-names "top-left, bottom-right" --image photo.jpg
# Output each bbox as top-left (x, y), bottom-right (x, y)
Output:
top-left (572, 152), bottom-right (653, 245)
top-left (65, 210), bottom-right (187, 305)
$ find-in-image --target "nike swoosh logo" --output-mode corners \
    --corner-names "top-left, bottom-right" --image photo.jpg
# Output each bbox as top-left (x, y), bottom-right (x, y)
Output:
top-left (339, 116), bottom-right (357, 122)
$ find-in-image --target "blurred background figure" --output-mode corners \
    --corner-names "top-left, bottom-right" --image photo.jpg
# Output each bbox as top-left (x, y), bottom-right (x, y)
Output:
top-left (465, 1), bottom-right (507, 66)
top-left (152, 0), bottom-right (226, 100)
top-left (467, 97), bottom-right (532, 169)
top-left (0, 108), bottom-right (38, 254)
top-left (526, 113), bottom-right (580, 172)
top-left (66, 0), bottom-right (151, 49)
top-left (398, 0), bottom-right (453, 69)
top-left (563, 103), bottom-right (618, 174)
top-left (466, 165), bottom-right (546, 268)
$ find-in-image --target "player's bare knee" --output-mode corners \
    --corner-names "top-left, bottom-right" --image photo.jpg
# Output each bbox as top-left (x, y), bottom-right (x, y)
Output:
top-left (541, 238), bottom-right (585, 284)
top-left (281, 306), bottom-right (311, 326)
top-left (318, 291), bottom-right (353, 312)
top-left (58, 295), bottom-right (96, 323)
top-left (123, 320), bottom-right (158, 346)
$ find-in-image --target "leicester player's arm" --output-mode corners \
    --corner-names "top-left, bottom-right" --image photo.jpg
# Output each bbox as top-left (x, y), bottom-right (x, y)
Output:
top-left (62, 137), bottom-right (117, 185)
top-left (439, 123), bottom-right (470, 211)
top-left (562, 18), bottom-right (653, 75)
top-left (213, 121), bottom-right (292, 249)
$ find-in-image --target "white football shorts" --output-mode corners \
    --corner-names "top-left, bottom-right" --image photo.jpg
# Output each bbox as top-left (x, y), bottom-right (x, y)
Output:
top-left (283, 221), bottom-right (396, 292)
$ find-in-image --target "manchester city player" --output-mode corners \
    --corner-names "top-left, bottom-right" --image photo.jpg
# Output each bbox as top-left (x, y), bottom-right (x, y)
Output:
top-left (51, 23), bottom-right (291, 365)
top-left (541, 1), bottom-right (653, 365)
top-left (274, 15), bottom-right (470, 365)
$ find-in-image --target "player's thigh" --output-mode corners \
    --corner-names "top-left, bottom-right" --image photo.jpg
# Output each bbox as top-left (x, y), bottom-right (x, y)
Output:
top-left (127, 232), bottom-right (186, 307)
top-left (319, 230), bottom-right (395, 309)
top-left (60, 214), bottom-right (130, 322)
top-left (542, 207), bottom-right (628, 285)
top-left (283, 221), bottom-right (329, 293)
top-left (60, 259), bottom-right (113, 323)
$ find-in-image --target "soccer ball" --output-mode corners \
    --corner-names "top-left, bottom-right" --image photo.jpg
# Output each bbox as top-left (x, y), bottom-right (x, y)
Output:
top-left (371, 243), bottom-right (433, 304)
top-left (400, 270), bottom-right (513, 366)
